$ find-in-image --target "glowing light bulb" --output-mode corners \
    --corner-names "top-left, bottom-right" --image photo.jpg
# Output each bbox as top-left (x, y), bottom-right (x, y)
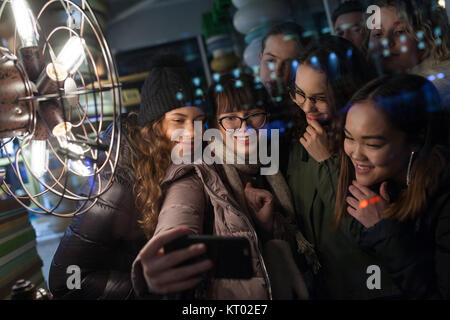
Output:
top-left (46, 36), bottom-right (85, 82)
top-left (438, 0), bottom-right (445, 8)
top-left (52, 122), bottom-right (91, 176)
top-left (11, 0), bottom-right (39, 47)
top-left (30, 140), bottom-right (48, 178)
top-left (56, 36), bottom-right (85, 74)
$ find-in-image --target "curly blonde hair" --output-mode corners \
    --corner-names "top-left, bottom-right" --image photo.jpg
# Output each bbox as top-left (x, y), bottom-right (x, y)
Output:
top-left (125, 114), bottom-right (173, 239)
top-left (361, 0), bottom-right (450, 63)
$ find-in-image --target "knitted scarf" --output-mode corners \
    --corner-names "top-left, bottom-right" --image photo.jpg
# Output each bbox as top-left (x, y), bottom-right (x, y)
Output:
top-left (221, 162), bottom-right (321, 274)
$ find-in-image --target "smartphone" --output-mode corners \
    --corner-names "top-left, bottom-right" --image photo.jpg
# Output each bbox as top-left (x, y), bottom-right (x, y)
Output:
top-left (164, 235), bottom-right (254, 279)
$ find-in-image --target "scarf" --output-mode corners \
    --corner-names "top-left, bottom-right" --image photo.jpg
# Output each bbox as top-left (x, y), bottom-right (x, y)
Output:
top-left (221, 162), bottom-right (321, 274)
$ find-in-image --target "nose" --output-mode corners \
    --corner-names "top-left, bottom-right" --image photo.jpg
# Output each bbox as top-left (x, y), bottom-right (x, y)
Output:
top-left (239, 119), bottom-right (251, 132)
top-left (350, 143), bottom-right (366, 162)
top-left (302, 98), bottom-right (316, 114)
top-left (387, 32), bottom-right (396, 49)
top-left (183, 121), bottom-right (195, 140)
top-left (275, 62), bottom-right (284, 78)
top-left (343, 30), bottom-right (351, 41)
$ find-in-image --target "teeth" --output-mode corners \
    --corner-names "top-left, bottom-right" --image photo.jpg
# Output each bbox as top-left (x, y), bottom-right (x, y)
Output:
top-left (235, 136), bottom-right (249, 141)
top-left (357, 164), bottom-right (370, 170)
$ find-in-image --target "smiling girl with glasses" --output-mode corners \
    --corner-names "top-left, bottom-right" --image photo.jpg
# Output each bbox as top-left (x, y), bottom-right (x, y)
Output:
top-left (286, 36), bottom-right (375, 299)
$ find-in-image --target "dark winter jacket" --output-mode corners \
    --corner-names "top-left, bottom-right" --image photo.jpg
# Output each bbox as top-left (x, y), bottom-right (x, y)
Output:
top-left (287, 142), bottom-right (450, 299)
top-left (347, 149), bottom-right (450, 299)
top-left (48, 122), bottom-right (148, 299)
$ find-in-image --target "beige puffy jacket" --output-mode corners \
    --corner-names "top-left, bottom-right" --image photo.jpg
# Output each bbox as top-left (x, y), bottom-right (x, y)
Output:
top-left (133, 162), bottom-right (275, 299)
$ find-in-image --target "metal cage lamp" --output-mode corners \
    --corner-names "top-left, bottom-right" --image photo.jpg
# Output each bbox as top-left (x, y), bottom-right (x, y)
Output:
top-left (0, 0), bottom-right (122, 217)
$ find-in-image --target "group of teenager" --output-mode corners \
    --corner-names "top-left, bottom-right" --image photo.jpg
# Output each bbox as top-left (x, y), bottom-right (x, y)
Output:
top-left (48, 0), bottom-right (450, 300)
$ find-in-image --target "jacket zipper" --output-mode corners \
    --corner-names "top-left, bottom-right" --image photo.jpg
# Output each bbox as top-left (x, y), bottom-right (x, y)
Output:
top-left (165, 165), bottom-right (273, 300)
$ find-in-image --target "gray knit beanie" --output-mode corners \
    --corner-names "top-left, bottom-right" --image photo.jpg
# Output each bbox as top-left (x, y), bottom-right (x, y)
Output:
top-left (138, 54), bottom-right (204, 126)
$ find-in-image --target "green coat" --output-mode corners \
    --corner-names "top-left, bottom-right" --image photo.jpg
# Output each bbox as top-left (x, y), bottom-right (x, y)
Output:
top-left (287, 142), bottom-right (402, 299)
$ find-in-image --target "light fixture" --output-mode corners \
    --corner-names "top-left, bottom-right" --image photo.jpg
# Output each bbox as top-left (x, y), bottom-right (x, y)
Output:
top-left (52, 122), bottom-right (91, 177)
top-left (11, 0), bottom-right (39, 48)
top-left (30, 139), bottom-right (48, 178)
top-left (34, 34), bottom-right (91, 176)
top-left (0, 0), bottom-right (122, 216)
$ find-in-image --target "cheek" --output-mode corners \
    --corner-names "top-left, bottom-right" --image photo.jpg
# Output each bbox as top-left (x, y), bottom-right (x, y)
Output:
top-left (320, 104), bottom-right (332, 115)
top-left (260, 63), bottom-right (271, 78)
top-left (352, 31), bottom-right (362, 41)
top-left (403, 40), bottom-right (419, 58)
top-left (164, 124), bottom-right (186, 142)
top-left (396, 38), bottom-right (417, 56)
top-left (164, 127), bottom-right (175, 141)
top-left (369, 148), bottom-right (400, 167)
top-left (368, 38), bottom-right (381, 54)
top-left (317, 104), bottom-right (332, 119)
top-left (344, 140), bottom-right (353, 157)
top-left (219, 128), bottom-right (227, 141)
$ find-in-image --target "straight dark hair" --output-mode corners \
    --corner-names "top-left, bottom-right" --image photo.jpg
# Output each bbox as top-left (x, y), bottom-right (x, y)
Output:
top-left (332, 0), bottom-right (365, 25)
top-left (334, 74), bottom-right (449, 227)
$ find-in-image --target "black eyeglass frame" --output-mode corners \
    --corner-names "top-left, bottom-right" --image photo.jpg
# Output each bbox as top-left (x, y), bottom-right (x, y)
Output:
top-left (217, 112), bottom-right (269, 130)
top-left (288, 86), bottom-right (328, 107)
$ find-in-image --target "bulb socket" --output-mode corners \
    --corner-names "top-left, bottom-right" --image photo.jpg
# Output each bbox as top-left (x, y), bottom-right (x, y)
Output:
top-left (19, 46), bottom-right (45, 82)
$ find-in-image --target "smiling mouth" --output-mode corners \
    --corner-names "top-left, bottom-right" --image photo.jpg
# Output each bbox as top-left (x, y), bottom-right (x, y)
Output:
top-left (234, 136), bottom-right (250, 145)
top-left (306, 114), bottom-right (322, 120)
top-left (354, 163), bottom-right (375, 174)
top-left (384, 53), bottom-right (400, 59)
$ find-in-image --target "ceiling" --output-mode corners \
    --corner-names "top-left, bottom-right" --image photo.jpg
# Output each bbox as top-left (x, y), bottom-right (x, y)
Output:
top-left (107, 0), bottom-right (165, 18)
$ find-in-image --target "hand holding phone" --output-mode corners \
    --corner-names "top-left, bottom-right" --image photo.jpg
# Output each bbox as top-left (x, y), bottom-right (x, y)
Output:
top-left (164, 235), bottom-right (254, 279)
top-left (138, 227), bottom-right (214, 295)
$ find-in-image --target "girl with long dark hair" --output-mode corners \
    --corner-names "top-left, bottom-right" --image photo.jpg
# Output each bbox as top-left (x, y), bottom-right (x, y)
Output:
top-left (335, 74), bottom-right (450, 299)
top-left (49, 56), bottom-right (210, 299)
top-left (286, 36), bottom-right (374, 298)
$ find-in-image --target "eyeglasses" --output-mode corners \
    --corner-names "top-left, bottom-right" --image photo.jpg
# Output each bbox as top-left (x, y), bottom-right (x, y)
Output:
top-left (218, 112), bottom-right (268, 130)
top-left (289, 86), bottom-right (328, 108)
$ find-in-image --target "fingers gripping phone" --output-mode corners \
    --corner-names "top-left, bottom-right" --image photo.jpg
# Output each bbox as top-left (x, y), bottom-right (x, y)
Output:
top-left (164, 235), bottom-right (254, 279)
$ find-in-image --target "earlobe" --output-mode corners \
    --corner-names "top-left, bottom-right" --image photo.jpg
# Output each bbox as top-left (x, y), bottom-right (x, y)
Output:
top-left (258, 51), bottom-right (263, 62)
top-left (410, 143), bottom-right (421, 153)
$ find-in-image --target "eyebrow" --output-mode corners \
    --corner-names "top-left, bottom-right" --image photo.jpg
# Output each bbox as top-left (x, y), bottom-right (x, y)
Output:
top-left (336, 23), bottom-right (360, 30)
top-left (344, 128), bottom-right (387, 140)
top-left (295, 84), bottom-right (326, 96)
top-left (167, 113), bottom-right (187, 117)
top-left (264, 52), bottom-right (279, 59)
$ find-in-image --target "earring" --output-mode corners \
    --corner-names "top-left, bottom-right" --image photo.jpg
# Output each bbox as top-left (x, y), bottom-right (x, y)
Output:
top-left (406, 151), bottom-right (415, 186)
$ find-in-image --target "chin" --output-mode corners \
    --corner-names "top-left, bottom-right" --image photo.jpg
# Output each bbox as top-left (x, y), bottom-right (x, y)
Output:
top-left (383, 61), bottom-right (408, 74)
top-left (355, 174), bottom-right (378, 187)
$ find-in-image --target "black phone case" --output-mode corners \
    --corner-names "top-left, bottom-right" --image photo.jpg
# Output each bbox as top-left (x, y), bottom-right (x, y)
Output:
top-left (164, 235), bottom-right (254, 279)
